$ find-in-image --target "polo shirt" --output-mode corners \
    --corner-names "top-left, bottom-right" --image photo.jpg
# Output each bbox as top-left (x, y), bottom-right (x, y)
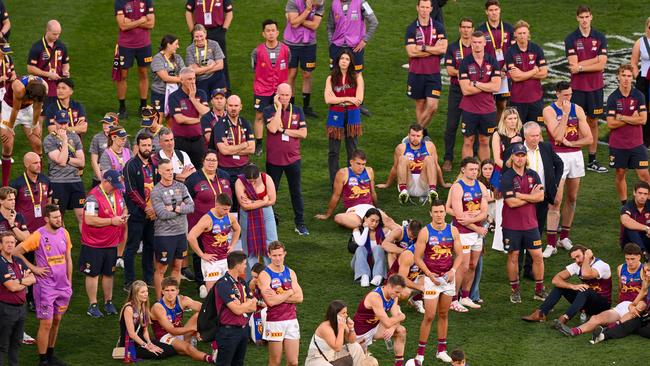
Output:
top-left (10, 173), bottom-right (52, 232)
top-left (186, 0), bottom-right (233, 29)
top-left (44, 98), bottom-right (86, 128)
top-left (115, 0), bottom-right (154, 49)
top-left (444, 40), bottom-right (471, 86)
top-left (505, 41), bottom-right (546, 103)
top-left (405, 18), bottom-right (446, 74)
top-left (458, 53), bottom-right (500, 114)
top-left (501, 167), bottom-right (541, 230)
top-left (0, 256), bottom-right (26, 305)
top-left (607, 88), bottom-right (647, 149)
top-left (477, 21), bottom-right (514, 69)
top-left (27, 37), bottom-right (69, 97)
top-left (263, 103), bottom-right (306, 166)
top-left (168, 88), bottom-right (208, 138)
top-left (216, 272), bottom-right (253, 326)
top-left (564, 28), bottom-right (607, 91)
top-left (210, 117), bottom-right (254, 168)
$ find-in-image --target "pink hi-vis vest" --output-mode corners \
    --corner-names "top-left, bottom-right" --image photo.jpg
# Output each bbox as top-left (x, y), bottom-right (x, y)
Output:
top-left (330, 0), bottom-right (365, 47)
top-left (253, 43), bottom-right (290, 96)
top-left (283, 0), bottom-right (317, 44)
top-left (81, 186), bottom-right (125, 248)
top-left (106, 147), bottom-right (132, 171)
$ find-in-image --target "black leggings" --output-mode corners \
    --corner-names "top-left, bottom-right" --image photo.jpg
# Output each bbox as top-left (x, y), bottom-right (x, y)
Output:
top-left (135, 340), bottom-right (176, 359)
top-left (604, 317), bottom-right (650, 340)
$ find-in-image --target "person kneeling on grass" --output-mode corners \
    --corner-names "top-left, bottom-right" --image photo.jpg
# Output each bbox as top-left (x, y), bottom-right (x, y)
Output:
top-left (150, 277), bottom-right (215, 363)
top-left (522, 245), bottom-right (612, 327)
top-left (555, 243), bottom-right (644, 337)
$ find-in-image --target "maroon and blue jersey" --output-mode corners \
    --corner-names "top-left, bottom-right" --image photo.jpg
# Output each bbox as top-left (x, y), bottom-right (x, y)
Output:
top-left (387, 244), bottom-right (420, 282)
top-left (405, 18), bottom-right (446, 75)
top-left (342, 168), bottom-right (373, 209)
top-left (548, 103), bottom-right (581, 153)
top-left (618, 263), bottom-right (643, 302)
top-left (505, 41), bottom-right (546, 103)
top-left (452, 179), bottom-right (483, 234)
top-left (404, 142), bottom-right (429, 174)
top-left (607, 88), bottom-right (647, 149)
top-left (200, 211), bottom-right (232, 260)
top-left (354, 286), bottom-right (394, 335)
top-left (151, 296), bottom-right (184, 340)
top-left (564, 28), bottom-right (607, 92)
top-left (459, 54), bottom-right (500, 114)
top-left (423, 223), bottom-right (454, 275)
top-left (265, 266), bottom-right (297, 322)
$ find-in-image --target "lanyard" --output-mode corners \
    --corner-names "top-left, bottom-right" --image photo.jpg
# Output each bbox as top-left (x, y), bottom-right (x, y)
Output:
top-left (202, 169), bottom-right (223, 199)
top-left (56, 99), bottom-right (75, 126)
top-left (163, 52), bottom-right (175, 70)
top-left (228, 119), bottom-right (242, 145)
top-left (109, 148), bottom-right (125, 168)
top-left (54, 133), bottom-right (76, 154)
top-left (195, 43), bottom-right (208, 64)
top-left (42, 37), bottom-right (57, 71)
top-left (486, 21), bottom-right (505, 50)
top-left (528, 148), bottom-right (540, 172)
top-left (202, 0), bottom-right (216, 14)
top-left (23, 173), bottom-right (43, 205)
top-left (99, 185), bottom-right (117, 216)
top-left (274, 103), bottom-right (292, 130)
top-left (417, 18), bottom-right (435, 47)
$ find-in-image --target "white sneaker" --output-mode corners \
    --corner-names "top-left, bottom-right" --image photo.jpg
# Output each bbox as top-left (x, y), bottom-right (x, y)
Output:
top-left (115, 257), bottom-right (124, 268)
top-left (558, 238), bottom-right (573, 250)
top-left (211, 346), bottom-right (218, 361)
top-left (409, 299), bottom-right (425, 314)
top-left (436, 351), bottom-right (452, 363)
top-left (459, 297), bottom-right (481, 309)
top-left (199, 285), bottom-right (208, 299)
top-left (449, 300), bottom-right (468, 313)
top-left (542, 245), bottom-right (557, 258)
top-left (22, 332), bottom-right (36, 345)
top-left (360, 275), bottom-right (370, 287)
top-left (370, 275), bottom-right (383, 286)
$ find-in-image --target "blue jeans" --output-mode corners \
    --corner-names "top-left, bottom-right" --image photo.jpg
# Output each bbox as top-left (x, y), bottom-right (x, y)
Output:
top-left (351, 245), bottom-right (386, 281)
top-left (240, 206), bottom-right (277, 273)
top-left (621, 228), bottom-right (650, 252)
top-left (470, 254), bottom-right (483, 301)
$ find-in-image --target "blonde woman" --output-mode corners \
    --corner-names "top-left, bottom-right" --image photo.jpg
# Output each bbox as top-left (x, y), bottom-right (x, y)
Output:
top-left (491, 107), bottom-right (523, 190)
top-left (118, 281), bottom-right (175, 363)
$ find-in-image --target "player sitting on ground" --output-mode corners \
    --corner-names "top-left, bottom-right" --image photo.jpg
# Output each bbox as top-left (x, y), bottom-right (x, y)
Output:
top-left (382, 219), bottom-right (423, 268)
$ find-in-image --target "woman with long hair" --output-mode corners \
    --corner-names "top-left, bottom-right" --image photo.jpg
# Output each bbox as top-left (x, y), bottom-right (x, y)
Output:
top-left (150, 34), bottom-right (185, 121)
top-left (118, 281), bottom-right (175, 362)
top-left (490, 107), bottom-right (523, 190)
top-left (324, 50), bottom-right (365, 185)
top-left (351, 208), bottom-right (388, 288)
top-left (305, 300), bottom-right (366, 366)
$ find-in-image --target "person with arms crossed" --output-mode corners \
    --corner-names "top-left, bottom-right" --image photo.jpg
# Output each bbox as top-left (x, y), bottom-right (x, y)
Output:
top-left (114, 0), bottom-right (155, 119)
top-left (606, 64), bottom-right (649, 204)
top-left (630, 17), bottom-right (650, 147)
top-left (412, 200), bottom-right (463, 364)
top-left (79, 170), bottom-right (127, 319)
top-left (284, 0), bottom-right (324, 118)
top-left (12, 204), bottom-right (72, 366)
top-left (500, 143), bottom-right (546, 304)
top-left (564, 4), bottom-right (608, 173)
top-left (44, 78), bottom-right (86, 139)
top-left (458, 31), bottom-right (501, 161)
top-left (448, 156), bottom-right (488, 312)
top-left (405, 0), bottom-right (447, 135)
top-left (542, 81), bottom-right (593, 258)
top-left (258, 241), bottom-right (304, 366)
top-left (200, 88), bottom-right (227, 146)
top-left (620, 181), bottom-right (650, 255)
top-left (264, 83), bottom-right (309, 235)
top-left (353, 274), bottom-right (407, 366)
top-left (442, 17), bottom-right (473, 172)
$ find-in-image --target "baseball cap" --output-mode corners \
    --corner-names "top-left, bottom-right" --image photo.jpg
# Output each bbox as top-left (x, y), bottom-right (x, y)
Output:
top-left (211, 88), bottom-right (227, 98)
top-left (103, 170), bottom-right (125, 190)
top-left (104, 112), bottom-right (119, 125)
top-left (141, 106), bottom-right (156, 127)
top-left (0, 42), bottom-right (12, 54)
top-left (511, 143), bottom-right (527, 155)
top-left (109, 126), bottom-right (128, 138)
top-left (54, 109), bottom-right (70, 124)
top-left (100, 116), bottom-right (114, 124)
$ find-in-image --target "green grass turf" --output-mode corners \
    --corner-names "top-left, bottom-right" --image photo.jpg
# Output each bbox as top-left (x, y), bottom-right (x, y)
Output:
top-left (5, 0), bottom-right (649, 364)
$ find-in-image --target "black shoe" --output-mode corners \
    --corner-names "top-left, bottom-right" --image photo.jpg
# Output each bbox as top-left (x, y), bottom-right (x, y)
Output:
top-left (49, 356), bottom-right (68, 366)
top-left (254, 143), bottom-right (263, 156)
top-left (118, 108), bottom-right (127, 121)
top-left (38, 359), bottom-right (49, 366)
top-left (303, 106), bottom-right (318, 118)
top-left (28, 300), bottom-right (36, 312)
top-left (359, 105), bottom-right (371, 117)
top-left (181, 267), bottom-right (196, 282)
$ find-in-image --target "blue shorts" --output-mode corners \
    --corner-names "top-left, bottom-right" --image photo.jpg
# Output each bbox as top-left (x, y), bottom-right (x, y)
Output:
top-left (571, 89), bottom-right (604, 118)
top-left (51, 181), bottom-right (85, 212)
top-left (510, 99), bottom-right (544, 123)
top-left (118, 45), bottom-right (153, 69)
top-left (609, 145), bottom-right (649, 169)
top-left (79, 246), bottom-right (117, 277)
top-left (503, 228), bottom-right (541, 252)
top-left (288, 44), bottom-right (317, 71)
top-left (461, 111), bottom-right (497, 136)
top-left (407, 73), bottom-right (441, 100)
top-left (329, 44), bottom-right (364, 72)
top-left (154, 234), bottom-right (188, 264)
top-left (253, 94), bottom-right (274, 112)
top-left (197, 72), bottom-right (227, 99)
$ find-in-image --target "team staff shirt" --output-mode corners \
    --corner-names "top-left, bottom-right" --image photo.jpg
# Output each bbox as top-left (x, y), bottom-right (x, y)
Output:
top-left (185, 169), bottom-right (231, 228)
top-left (115, 0), bottom-right (154, 49)
top-left (44, 99), bottom-right (86, 128)
top-left (284, 0), bottom-right (324, 46)
top-left (500, 168), bottom-right (541, 231)
top-left (150, 180), bottom-right (194, 236)
top-left (0, 211), bottom-right (27, 234)
top-left (186, 0), bottom-right (233, 29)
top-left (150, 52), bottom-right (185, 95)
top-left (185, 40), bottom-right (224, 81)
top-left (168, 88), bottom-right (209, 138)
top-left (564, 28), bottom-right (607, 92)
top-left (505, 41), bottom-right (546, 103)
top-left (81, 187), bottom-right (125, 248)
top-left (10, 173), bottom-right (52, 232)
top-left (607, 88), bottom-right (647, 149)
top-left (216, 272), bottom-right (253, 326)
top-left (445, 40), bottom-right (471, 86)
top-left (21, 227), bottom-right (72, 289)
top-left (620, 199), bottom-right (650, 234)
top-left (405, 18), bottom-right (446, 74)
top-left (210, 117), bottom-right (254, 168)
top-left (263, 103), bottom-right (306, 166)
top-left (458, 54), bottom-right (500, 114)
top-left (478, 21), bottom-right (514, 69)
top-left (0, 256), bottom-right (26, 305)
top-left (27, 37), bottom-right (69, 97)
top-left (43, 131), bottom-right (83, 184)
top-left (566, 258), bottom-right (612, 303)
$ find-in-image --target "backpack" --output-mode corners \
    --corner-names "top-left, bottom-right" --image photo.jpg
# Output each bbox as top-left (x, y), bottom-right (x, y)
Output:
top-left (197, 284), bottom-right (223, 342)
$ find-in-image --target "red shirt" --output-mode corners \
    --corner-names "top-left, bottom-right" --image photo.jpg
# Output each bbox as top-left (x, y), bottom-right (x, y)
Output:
top-left (10, 173), bottom-right (52, 233)
top-left (115, 0), bottom-right (154, 49)
top-left (0, 256), bottom-right (27, 305)
top-left (405, 18), bottom-right (446, 75)
top-left (505, 41), bottom-right (546, 103)
top-left (501, 168), bottom-right (541, 231)
top-left (263, 104), bottom-right (306, 166)
top-left (564, 29), bottom-right (607, 92)
top-left (458, 53), bottom-right (500, 114)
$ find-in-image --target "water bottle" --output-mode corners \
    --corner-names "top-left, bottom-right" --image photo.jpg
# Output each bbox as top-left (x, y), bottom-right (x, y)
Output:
top-left (384, 338), bottom-right (394, 352)
top-left (580, 310), bottom-right (587, 323)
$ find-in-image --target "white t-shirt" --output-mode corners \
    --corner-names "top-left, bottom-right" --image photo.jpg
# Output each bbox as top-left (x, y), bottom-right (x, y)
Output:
top-left (158, 149), bottom-right (194, 175)
top-left (566, 258), bottom-right (611, 280)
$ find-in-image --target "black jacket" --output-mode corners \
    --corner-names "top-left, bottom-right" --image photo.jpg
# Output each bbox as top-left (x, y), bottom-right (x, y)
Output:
top-left (503, 141), bottom-right (563, 205)
top-left (123, 155), bottom-right (160, 221)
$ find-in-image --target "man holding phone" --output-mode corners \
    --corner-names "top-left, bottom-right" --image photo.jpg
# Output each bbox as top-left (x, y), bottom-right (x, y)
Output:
top-left (79, 170), bottom-right (128, 318)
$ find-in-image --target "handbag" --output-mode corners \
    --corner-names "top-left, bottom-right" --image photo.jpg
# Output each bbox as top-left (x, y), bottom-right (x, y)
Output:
top-left (111, 344), bottom-right (125, 360)
top-left (313, 336), bottom-right (354, 366)
top-left (347, 233), bottom-right (358, 254)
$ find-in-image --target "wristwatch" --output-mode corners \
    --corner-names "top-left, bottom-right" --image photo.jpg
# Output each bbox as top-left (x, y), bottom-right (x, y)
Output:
top-left (472, 80), bottom-right (477, 88)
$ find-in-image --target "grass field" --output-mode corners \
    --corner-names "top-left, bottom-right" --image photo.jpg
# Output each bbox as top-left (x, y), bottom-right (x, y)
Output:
top-left (6, 0), bottom-right (650, 365)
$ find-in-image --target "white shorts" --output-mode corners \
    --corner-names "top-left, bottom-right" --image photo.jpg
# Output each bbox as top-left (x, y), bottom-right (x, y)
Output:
top-left (558, 150), bottom-right (585, 179)
top-left (263, 318), bottom-right (300, 342)
top-left (201, 258), bottom-right (228, 282)
top-left (460, 232), bottom-right (483, 253)
top-left (355, 325), bottom-right (378, 347)
top-left (1, 99), bottom-right (34, 128)
top-left (346, 204), bottom-right (375, 219)
top-left (159, 333), bottom-right (184, 345)
top-left (613, 301), bottom-right (632, 318)
top-left (423, 275), bottom-right (456, 300)
top-left (406, 174), bottom-right (428, 197)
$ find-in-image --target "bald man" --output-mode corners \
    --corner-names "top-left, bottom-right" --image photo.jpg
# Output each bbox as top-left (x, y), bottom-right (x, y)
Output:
top-left (27, 20), bottom-right (70, 112)
top-left (263, 83), bottom-right (308, 235)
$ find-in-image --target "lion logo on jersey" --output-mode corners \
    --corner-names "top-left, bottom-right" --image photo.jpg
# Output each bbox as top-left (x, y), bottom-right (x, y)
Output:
top-left (429, 245), bottom-right (451, 260)
top-left (349, 185), bottom-right (370, 199)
